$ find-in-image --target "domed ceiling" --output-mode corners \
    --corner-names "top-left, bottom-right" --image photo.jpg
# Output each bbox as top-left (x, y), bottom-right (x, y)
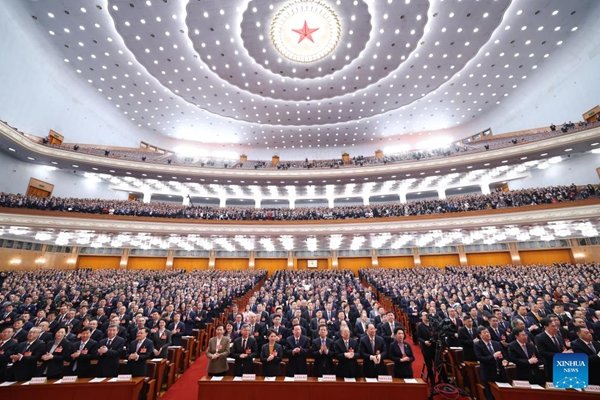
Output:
top-left (15, 0), bottom-right (598, 151)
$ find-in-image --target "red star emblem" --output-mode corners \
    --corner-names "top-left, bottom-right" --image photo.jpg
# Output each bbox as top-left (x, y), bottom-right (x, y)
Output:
top-left (292, 20), bottom-right (319, 44)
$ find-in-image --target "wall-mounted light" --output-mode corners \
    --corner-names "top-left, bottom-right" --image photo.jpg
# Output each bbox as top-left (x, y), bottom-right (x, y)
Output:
top-left (9, 258), bottom-right (21, 265)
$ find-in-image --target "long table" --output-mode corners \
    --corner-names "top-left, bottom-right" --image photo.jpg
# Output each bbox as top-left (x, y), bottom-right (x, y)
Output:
top-left (0, 377), bottom-right (145, 400)
top-left (198, 376), bottom-right (429, 400)
top-left (490, 383), bottom-right (600, 400)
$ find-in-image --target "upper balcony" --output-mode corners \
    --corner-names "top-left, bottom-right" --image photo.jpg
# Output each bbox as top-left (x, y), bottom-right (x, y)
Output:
top-left (2, 120), bottom-right (600, 185)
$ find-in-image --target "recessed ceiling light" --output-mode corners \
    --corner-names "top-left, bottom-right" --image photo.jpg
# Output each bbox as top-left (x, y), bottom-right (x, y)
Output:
top-left (8, 147), bottom-right (15, 152)
top-left (564, 148), bottom-right (572, 152)
top-left (27, 156), bottom-right (35, 160)
top-left (540, 153), bottom-right (548, 156)
top-left (51, 161), bottom-right (58, 165)
top-left (71, 164), bottom-right (79, 168)
top-left (91, 167), bottom-right (98, 170)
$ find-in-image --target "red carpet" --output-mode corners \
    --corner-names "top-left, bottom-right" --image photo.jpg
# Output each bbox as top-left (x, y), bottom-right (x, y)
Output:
top-left (163, 342), bottom-right (425, 400)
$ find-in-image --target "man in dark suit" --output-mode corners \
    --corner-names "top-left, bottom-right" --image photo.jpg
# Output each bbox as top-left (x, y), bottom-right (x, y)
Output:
top-left (0, 327), bottom-right (18, 382)
top-left (269, 315), bottom-right (288, 343)
top-left (457, 316), bottom-right (477, 361)
top-left (571, 327), bottom-right (600, 385)
top-left (40, 327), bottom-right (72, 379)
top-left (0, 304), bottom-right (17, 331)
top-left (168, 313), bottom-right (185, 347)
top-left (127, 327), bottom-right (154, 377)
top-left (285, 324), bottom-right (310, 376)
top-left (359, 323), bottom-right (387, 378)
top-left (11, 319), bottom-right (27, 343)
top-left (231, 325), bottom-right (257, 376)
top-left (247, 313), bottom-right (266, 349)
top-left (535, 317), bottom-right (570, 382)
top-left (97, 325), bottom-right (126, 377)
top-left (378, 312), bottom-right (401, 351)
top-left (70, 327), bottom-right (98, 378)
top-left (89, 320), bottom-right (104, 342)
top-left (354, 312), bottom-right (369, 339)
top-left (334, 326), bottom-right (359, 378)
top-left (10, 327), bottom-right (46, 381)
top-left (312, 324), bottom-right (334, 377)
top-left (474, 327), bottom-right (508, 400)
top-left (507, 328), bottom-right (543, 385)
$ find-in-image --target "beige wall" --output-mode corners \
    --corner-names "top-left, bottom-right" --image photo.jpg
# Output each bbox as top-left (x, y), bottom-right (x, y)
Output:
top-left (0, 247), bottom-right (76, 270)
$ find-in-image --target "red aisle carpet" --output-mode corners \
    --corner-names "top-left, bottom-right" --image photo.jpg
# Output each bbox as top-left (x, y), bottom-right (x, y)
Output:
top-left (162, 339), bottom-right (425, 400)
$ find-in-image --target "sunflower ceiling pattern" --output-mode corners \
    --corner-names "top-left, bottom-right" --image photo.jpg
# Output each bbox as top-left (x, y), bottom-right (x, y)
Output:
top-left (20, 0), bottom-right (595, 150)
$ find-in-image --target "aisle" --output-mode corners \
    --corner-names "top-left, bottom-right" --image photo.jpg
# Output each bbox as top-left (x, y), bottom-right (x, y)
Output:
top-left (162, 339), bottom-right (425, 400)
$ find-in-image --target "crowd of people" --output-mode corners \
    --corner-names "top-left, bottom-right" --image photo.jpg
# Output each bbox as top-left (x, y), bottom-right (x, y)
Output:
top-left (0, 269), bottom-right (264, 381)
top-left (362, 264), bottom-right (600, 397)
top-left (208, 270), bottom-right (415, 379)
top-left (1, 184), bottom-right (597, 222)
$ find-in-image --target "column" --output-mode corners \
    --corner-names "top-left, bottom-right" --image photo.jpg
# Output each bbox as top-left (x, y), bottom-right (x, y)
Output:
top-left (362, 196), bottom-right (370, 206)
top-left (142, 191), bottom-right (152, 204)
top-left (248, 251), bottom-right (255, 269)
top-left (413, 248), bottom-right (421, 267)
top-left (69, 246), bottom-right (79, 269)
top-left (287, 251), bottom-right (294, 269)
top-left (480, 182), bottom-right (491, 195)
top-left (166, 250), bottom-right (174, 270)
top-left (327, 198), bottom-right (335, 208)
top-left (457, 245), bottom-right (468, 266)
top-left (289, 198), bottom-right (296, 209)
top-left (508, 242), bottom-right (520, 265)
top-left (437, 187), bottom-right (446, 200)
top-left (330, 250), bottom-right (338, 269)
top-left (569, 238), bottom-right (587, 263)
top-left (371, 249), bottom-right (379, 268)
top-left (220, 197), bottom-right (228, 208)
top-left (182, 194), bottom-right (191, 206)
top-left (120, 248), bottom-right (129, 270)
top-left (255, 198), bottom-right (262, 209)
top-left (399, 191), bottom-right (407, 204)
top-left (208, 250), bottom-right (216, 269)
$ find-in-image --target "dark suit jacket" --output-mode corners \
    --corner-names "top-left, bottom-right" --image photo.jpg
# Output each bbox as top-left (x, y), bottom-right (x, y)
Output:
top-left (71, 339), bottom-right (98, 378)
top-left (311, 337), bottom-right (334, 376)
top-left (231, 336), bottom-right (257, 376)
top-left (458, 326), bottom-right (477, 361)
top-left (12, 329), bottom-right (27, 343)
top-left (41, 339), bottom-right (73, 379)
top-left (354, 320), bottom-right (368, 338)
top-left (97, 336), bottom-right (126, 377)
top-left (90, 329), bottom-right (104, 343)
top-left (259, 342), bottom-right (283, 376)
top-left (12, 339), bottom-right (46, 381)
top-left (359, 335), bottom-right (387, 378)
top-left (285, 335), bottom-right (310, 376)
top-left (389, 341), bottom-right (415, 378)
top-left (151, 330), bottom-right (172, 358)
top-left (534, 332), bottom-right (565, 380)
top-left (0, 339), bottom-right (18, 381)
top-left (489, 326), bottom-right (507, 343)
top-left (167, 321), bottom-right (185, 346)
top-left (334, 337), bottom-right (359, 378)
top-left (571, 339), bottom-right (600, 385)
top-left (474, 340), bottom-right (506, 384)
top-left (379, 322), bottom-right (402, 344)
top-left (507, 340), bottom-right (541, 384)
top-left (127, 338), bottom-right (154, 377)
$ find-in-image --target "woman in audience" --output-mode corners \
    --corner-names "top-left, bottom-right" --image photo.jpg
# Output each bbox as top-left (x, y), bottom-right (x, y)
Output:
top-left (206, 325), bottom-right (230, 377)
top-left (260, 330), bottom-right (283, 377)
top-left (389, 328), bottom-right (415, 378)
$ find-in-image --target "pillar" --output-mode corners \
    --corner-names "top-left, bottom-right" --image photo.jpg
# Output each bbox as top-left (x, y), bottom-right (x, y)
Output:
top-left (437, 187), bottom-right (446, 200)
top-left (120, 248), bottom-right (129, 270)
top-left (413, 248), bottom-right (421, 267)
top-left (457, 245), bottom-right (468, 266)
top-left (287, 251), bottom-right (294, 269)
top-left (480, 182), bottom-right (491, 195)
top-left (331, 251), bottom-right (338, 269)
top-left (363, 196), bottom-right (370, 206)
top-left (166, 250), bottom-right (174, 270)
top-left (327, 198), bottom-right (335, 208)
top-left (142, 191), bottom-right (152, 204)
top-left (371, 249), bottom-right (379, 268)
top-left (289, 198), bottom-right (296, 209)
top-left (208, 250), bottom-right (216, 269)
top-left (399, 191), bottom-right (407, 204)
top-left (255, 198), bottom-right (262, 209)
top-left (182, 194), bottom-right (191, 206)
top-left (569, 238), bottom-right (587, 263)
top-left (249, 251), bottom-right (255, 269)
top-left (508, 242), bottom-right (520, 265)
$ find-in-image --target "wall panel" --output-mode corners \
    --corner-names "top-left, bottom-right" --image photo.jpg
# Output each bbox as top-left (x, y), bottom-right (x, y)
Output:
top-left (127, 257), bottom-right (166, 270)
top-left (215, 258), bottom-right (249, 270)
top-left (420, 254), bottom-right (460, 268)
top-left (518, 249), bottom-right (573, 265)
top-left (296, 259), bottom-right (328, 270)
top-left (338, 257), bottom-right (372, 273)
top-left (77, 255), bottom-right (121, 270)
top-left (173, 258), bottom-right (209, 271)
top-left (255, 259), bottom-right (288, 275)
top-left (466, 252), bottom-right (512, 266)
top-left (378, 256), bottom-right (415, 268)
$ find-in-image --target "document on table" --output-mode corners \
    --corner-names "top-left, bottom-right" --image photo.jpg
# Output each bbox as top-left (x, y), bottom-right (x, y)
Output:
top-left (283, 376), bottom-right (295, 382)
top-left (232, 377), bottom-right (243, 381)
top-left (107, 378), bottom-right (119, 383)
top-left (264, 376), bottom-right (276, 381)
top-left (365, 378), bottom-right (378, 383)
top-left (344, 378), bottom-right (356, 382)
top-left (0, 382), bottom-right (16, 387)
top-left (530, 385), bottom-right (545, 390)
top-left (89, 378), bottom-right (106, 383)
top-left (495, 382), bottom-right (512, 388)
top-left (210, 376), bottom-right (224, 381)
top-left (403, 378), bottom-right (418, 384)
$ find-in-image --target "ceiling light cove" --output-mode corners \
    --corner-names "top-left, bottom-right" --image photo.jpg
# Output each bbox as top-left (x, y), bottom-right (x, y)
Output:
top-left (270, 0), bottom-right (342, 64)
